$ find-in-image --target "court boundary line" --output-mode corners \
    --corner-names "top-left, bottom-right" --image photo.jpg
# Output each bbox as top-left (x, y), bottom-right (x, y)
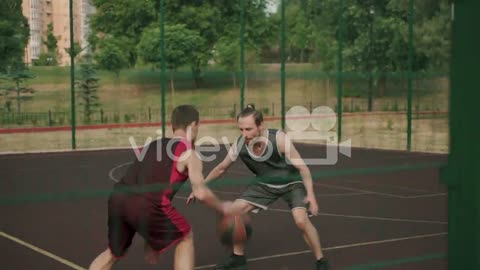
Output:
top-left (0, 231), bottom-right (86, 270)
top-left (208, 189), bottom-right (370, 197)
top-left (173, 196), bottom-right (446, 225)
top-left (108, 161), bottom-right (133, 183)
top-left (194, 232), bottom-right (447, 269)
top-left (339, 178), bottom-right (440, 194)
top-left (108, 163), bottom-right (446, 200)
top-left (202, 168), bottom-right (447, 199)
top-left (266, 208), bottom-right (447, 225)
top-left (108, 163), bottom-right (445, 199)
top-left (315, 183), bottom-right (446, 199)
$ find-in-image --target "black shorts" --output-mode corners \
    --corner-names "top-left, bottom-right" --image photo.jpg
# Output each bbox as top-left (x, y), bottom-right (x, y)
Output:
top-left (107, 192), bottom-right (191, 257)
top-left (238, 182), bottom-right (308, 212)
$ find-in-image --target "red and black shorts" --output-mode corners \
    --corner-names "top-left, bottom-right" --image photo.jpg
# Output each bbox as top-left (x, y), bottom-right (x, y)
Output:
top-left (107, 192), bottom-right (191, 258)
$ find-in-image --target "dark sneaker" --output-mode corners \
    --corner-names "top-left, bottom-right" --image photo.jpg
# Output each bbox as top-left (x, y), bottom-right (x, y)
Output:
top-left (316, 258), bottom-right (330, 270)
top-left (215, 254), bottom-right (247, 270)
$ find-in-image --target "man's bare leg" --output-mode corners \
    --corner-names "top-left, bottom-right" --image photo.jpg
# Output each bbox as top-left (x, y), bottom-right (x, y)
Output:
top-left (292, 208), bottom-right (324, 260)
top-left (88, 249), bottom-right (118, 270)
top-left (174, 231), bottom-right (195, 270)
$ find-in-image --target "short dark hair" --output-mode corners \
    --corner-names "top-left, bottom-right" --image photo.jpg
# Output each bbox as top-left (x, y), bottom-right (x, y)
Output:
top-left (237, 103), bottom-right (263, 126)
top-left (171, 105), bottom-right (199, 131)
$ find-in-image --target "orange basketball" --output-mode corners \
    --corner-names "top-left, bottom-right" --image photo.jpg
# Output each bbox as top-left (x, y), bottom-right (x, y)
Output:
top-left (217, 214), bottom-right (253, 246)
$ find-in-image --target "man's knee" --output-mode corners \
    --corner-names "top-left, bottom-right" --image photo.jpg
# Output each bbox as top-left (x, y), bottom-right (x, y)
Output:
top-left (293, 210), bottom-right (310, 231)
top-left (295, 217), bottom-right (308, 230)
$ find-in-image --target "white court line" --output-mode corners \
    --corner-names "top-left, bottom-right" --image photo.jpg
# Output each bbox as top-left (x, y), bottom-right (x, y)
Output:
top-left (316, 183), bottom-right (446, 199)
top-left (315, 183), bottom-right (406, 198)
top-left (313, 192), bottom-right (370, 197)
top-left (0, 146), bottom-right (133, 158)
top-left (108, 161), bottom-right (133, 183)
top-left (267, 208), bottom-right (447, 225)
top-left (0, 231), bottom-right (86, 270)
top-left (210, 189), bottom-right (369, 198)
top-left (108, 164), bottom-right (370, 199)
top-left (340, 179), bottom-right (440, 194)
top-left (194, 232), bottom-right (447, 269)
top-left (405, 193), bottom-right (447, 198)
top-left (220, 169), bottom-right (447, 199)
top-left (108, 164), bottom-right (445, 199)
top-left (174, 196), bottom-right (446, 224)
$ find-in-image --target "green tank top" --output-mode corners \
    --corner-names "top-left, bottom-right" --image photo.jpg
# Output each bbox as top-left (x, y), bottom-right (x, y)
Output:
top-left (237, 129), bottom-right (301, 185)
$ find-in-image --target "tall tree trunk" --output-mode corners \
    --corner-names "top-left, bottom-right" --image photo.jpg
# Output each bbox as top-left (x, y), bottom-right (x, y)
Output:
top-left (170, 71), bottom-right (175, 107)
top-left (368, 72), bottom-right (373, 111)
top-left (16, 81), bottom-right (20, 113)
top-left (191, 63), bottom-right (202, 88)
top-left (377, 75), bottom-right (386, 97)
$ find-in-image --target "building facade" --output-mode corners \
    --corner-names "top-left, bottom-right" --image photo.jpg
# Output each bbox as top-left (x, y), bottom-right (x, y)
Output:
top-left (22, 0), bottom-right (95, 66)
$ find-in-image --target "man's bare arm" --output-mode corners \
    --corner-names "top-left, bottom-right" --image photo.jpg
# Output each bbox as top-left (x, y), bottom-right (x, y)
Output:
top-left (187, 150), bottom-right (225, 213)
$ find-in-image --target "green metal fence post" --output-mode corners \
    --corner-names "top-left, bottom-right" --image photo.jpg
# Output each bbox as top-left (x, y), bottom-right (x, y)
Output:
top-left (69, 0), bottom-right (76, 149)
top-left (281, 0), bottom-right (286, 130)
top-left (441, 1), bottom-right (480, 269)
top-left (407, 0), bottom-right (414, 151)
top-left (160, 0), bottom-right (166, 137)
top-left (337, 0), bottom-right (344, 142)
top-left (240, 0), bottom-right (245, 110)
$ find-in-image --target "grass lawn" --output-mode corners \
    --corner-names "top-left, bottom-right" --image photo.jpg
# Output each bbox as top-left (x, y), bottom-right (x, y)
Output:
top-left (2, 64), bottom-right (449, 126)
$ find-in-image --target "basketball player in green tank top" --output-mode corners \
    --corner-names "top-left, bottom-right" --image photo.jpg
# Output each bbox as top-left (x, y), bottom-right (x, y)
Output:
top-left (187, 104), bottom-right (329, 270)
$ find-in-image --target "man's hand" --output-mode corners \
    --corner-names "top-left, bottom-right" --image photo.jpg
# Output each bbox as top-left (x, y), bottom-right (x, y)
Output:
top-left (186, 192), bottom-right (196, 204)
top-left (304, 194), bottom-right (319, 216)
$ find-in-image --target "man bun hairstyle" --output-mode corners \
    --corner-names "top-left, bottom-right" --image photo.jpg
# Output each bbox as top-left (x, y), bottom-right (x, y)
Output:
top-left (237, 103), bottom-right (263, 126)
top-left (171, 105), bottom-right (199, 131)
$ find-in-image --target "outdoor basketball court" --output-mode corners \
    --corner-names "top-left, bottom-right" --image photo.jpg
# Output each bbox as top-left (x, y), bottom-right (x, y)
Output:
top-left (1, 144), bottom-right (447, 269)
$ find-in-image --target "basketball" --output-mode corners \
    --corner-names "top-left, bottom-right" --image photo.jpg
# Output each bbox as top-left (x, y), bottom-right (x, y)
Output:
top-left (217, 214), bottom-right (253, 246)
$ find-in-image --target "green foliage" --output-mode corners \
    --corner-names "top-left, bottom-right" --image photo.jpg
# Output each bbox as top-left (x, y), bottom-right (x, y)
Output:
top-left (272, 0), bottom-right (450, 74)
top-left (215, 37), bottom-right (241, 72)
top-left (76, 56), bottom-right (101, 123)
top-left (137, 24), bottom-right (203, 92)
top-left (34, 23), bottom-right (59, 66)
top-left (0, 64), bottom-right (35, 113)
top-left (44, 23), bottom-right (58, 52)
top-left (33, 52), bottom-right (58, 66)
top-left (137, 24), bottom-right (202, 70)
top-left (90, 0), bottom-right (274, 87)
top-left (95, 37), bottom-right (130, 77)
top-left (0, 0), bottom-right (29, 74)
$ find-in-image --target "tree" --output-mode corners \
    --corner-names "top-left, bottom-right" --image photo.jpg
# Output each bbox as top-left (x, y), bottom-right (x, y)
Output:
top-left (410, 0), bottom-right (451, 71)
top-left (0, 64), bottom-right (35, 113)
top-left (89, 0), bottom-right (275, 87)
top-left (76, 56), bottom-right (101, 123)
top-left (95, 37), bottom-right (129, 77)
top-left (214, 37), bottom-right (240, 88)
top-left (165, 0), bottom-right (275, 86)
top-left (34, 23), bottom-right (58, 66)
top-left (137, 24), bottom-right (203, 104)
top-left (0, 0), bottom-right (29, 74)
top-left (90, 0), bottom-right (156, 66)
